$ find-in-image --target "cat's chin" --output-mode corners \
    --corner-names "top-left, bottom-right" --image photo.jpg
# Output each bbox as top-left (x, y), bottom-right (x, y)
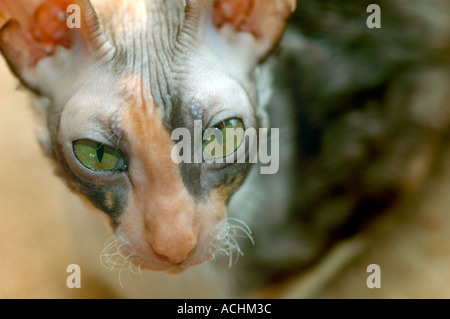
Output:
top-left (129, 256), bottom-right (208, 274)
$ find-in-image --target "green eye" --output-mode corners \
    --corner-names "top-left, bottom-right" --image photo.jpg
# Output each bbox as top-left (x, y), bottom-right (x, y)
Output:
top-left (73, 140), bottom-right (126, 172)
top-left (202, 118), bottom-right (245, 159)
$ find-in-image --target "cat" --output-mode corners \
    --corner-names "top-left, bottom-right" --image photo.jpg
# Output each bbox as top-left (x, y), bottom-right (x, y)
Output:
top-left (1, 0), bottom-right (450, 298)
top-left (0, 0), bottom-right (294, 276)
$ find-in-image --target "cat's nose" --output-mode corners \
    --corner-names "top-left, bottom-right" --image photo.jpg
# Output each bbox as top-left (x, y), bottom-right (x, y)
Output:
top-left (150, 224), bottom-right (197, 265)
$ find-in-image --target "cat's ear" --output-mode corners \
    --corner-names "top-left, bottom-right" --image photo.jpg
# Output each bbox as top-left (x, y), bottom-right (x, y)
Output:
top-left (0, 0), bottom-right (112, 92)
top-left (184, 0), bottom-right (295, 68)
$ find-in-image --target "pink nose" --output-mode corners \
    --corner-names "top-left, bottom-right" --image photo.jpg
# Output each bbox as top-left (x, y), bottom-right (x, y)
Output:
top-left (150, 226), bottom-right (197, 265)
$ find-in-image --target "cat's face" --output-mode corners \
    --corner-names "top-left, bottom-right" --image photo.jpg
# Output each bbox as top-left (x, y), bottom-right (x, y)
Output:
top-left (0, 0), bottom-right (294, 272)
top-left (54, 47), bottom-right (259, 272)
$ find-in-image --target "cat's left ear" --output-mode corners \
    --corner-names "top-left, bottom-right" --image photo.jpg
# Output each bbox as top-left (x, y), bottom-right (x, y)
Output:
top-left (184, 0), bottom-right (295, 69)
top-left (0, 0), bottom-right (113, 93)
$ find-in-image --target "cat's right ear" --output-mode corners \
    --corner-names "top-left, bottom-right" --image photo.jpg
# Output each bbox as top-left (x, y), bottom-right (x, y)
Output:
top-left (0, 0), bottom-right (113, 93)
top-left (182, 0), bottom-right (296, 71)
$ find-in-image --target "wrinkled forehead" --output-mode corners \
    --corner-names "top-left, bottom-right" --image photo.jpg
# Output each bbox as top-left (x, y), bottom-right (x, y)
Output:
top-left (90, 0), bottom-right (259, 125)
top-left (108, 54), bottom-right (256, 134)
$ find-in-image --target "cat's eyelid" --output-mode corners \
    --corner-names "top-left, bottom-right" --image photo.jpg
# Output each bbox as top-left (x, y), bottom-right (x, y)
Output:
top-left (207, 110), bottom-right (246, 129)
top-left (82, 116), bottom-right (124, 149)
top-left (202, 108), bottom-right (234, 129)
top-left (72, 138), bottom-right (116, 151)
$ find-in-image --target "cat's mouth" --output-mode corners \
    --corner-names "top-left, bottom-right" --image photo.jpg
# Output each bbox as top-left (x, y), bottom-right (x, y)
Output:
top-left (100, 218), bottom-right (253, 274)
top-left (100, 234), bottom-right (207, 274)
top-left (106, 241), bottom-right (202, 274)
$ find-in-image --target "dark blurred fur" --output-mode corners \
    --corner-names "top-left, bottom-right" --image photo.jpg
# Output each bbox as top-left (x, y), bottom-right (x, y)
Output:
top-left (232, 0), bottom-right (450, 291)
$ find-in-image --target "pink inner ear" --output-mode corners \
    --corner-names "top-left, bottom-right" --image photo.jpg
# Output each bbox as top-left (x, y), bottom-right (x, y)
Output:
top-left (213, 0), bottom-right (260, 37)
top-left (212, 0), bottom-right (296, 60)
top-left (0, 10), bottom-right (6, 28)
top-left (0, 0), bottom-right (72, 67)
top-left (31, 0), bottom-right (72, 50)
top-left (0, 20), bottom-right (48, 68)
top-left (213, 0), bottom-right (296, 39)
top-left (213, 0), bottom-right (296, 38)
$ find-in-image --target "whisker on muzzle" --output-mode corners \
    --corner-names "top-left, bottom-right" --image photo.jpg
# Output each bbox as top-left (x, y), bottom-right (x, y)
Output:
top-left (100, 235), bottom-right (142, 287)
top-left (215, 218), bottom-right (255, 268)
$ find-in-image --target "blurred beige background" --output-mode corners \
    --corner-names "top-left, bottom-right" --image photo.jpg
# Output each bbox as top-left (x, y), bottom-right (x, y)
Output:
top-left (3, 54), bottom-right (450, 299)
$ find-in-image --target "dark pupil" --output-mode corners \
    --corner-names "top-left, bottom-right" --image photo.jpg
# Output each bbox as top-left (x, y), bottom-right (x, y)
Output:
top-left (97, 144), bottom-right (105, 163)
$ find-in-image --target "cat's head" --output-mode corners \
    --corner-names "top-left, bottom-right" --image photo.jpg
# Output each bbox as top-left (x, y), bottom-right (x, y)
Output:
top-left (0, 0), bottom-right (294, 272)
